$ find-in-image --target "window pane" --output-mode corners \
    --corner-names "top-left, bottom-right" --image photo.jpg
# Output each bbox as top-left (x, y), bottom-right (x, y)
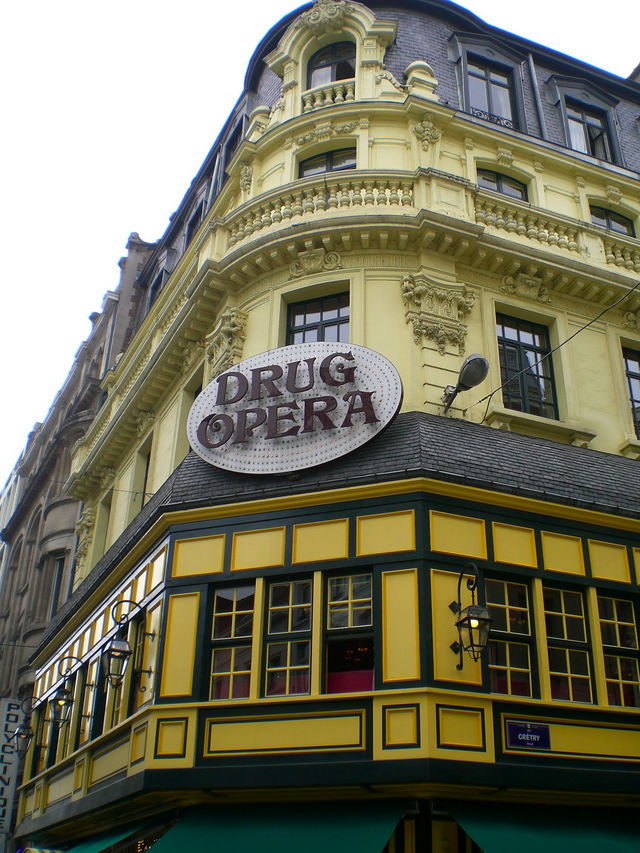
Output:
top-left (490, 82), bottom-right (512, 119)
top-left (468, 74), bottom-right (488, 111)
top-left (568, 118), bottom-right (588, 153)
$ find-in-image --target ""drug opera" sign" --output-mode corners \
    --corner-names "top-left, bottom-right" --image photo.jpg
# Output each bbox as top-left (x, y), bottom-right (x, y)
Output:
top-left (187, 342), bottom-right (403, 474)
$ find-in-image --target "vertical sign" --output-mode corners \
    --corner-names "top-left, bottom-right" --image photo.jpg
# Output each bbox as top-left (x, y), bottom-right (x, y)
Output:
top-left (0, 699), bottom-right (23, 853)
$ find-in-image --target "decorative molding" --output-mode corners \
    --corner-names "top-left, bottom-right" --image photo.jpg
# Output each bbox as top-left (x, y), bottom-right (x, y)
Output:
top-left (74, 504), bottom-right (96, 578)
top-left (295, 119), bottom-right (358, 148)
top-left (605, 184), bottom-right (622, 204)
top-left (464, 137), bottom-right (475, 150)
top-left (182, 339), bottom-right (204, 374)
top-left (205, 308), bottom-right (248, 378)
top-left (623, 310), bottom-right (638, 329)
top-left (533, 159), bottom-right (544, 172)
top-left (412, 117), bottom-right (441, 151)
top-left (240, 165), bottom-right (253, 191)
top-left (575, 174), bottom-right (586, 187)
top-left (296, 0), bottom-right (347, 33)
top-left (289, 248), bottom-right (343, 279)
top-left (134, 409), bottom-right (155, 439)
top-left (497, 147), bottom-right (513, 166)
top-left (97, 466), bottom-right (115, 490)
top-left (375, 70), bottom-right (407, 93)
top-left (401, 274), bottom-right (475, 354)
top-left (501, 273), bottom-right (552, 304)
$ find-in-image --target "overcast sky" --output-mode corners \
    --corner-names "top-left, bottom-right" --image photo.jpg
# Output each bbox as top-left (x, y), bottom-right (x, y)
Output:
top-left (1, 0), bottom-right (638, 489)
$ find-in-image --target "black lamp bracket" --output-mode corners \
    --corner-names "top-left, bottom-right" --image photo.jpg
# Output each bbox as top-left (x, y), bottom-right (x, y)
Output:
top-left (449, 562), bottom-right (480, 670)
top-left (111, 600), bottom-right (155, 639)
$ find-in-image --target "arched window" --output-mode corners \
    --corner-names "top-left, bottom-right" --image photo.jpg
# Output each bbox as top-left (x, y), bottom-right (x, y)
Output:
top-left (307, 42), bottom-right (355, 90)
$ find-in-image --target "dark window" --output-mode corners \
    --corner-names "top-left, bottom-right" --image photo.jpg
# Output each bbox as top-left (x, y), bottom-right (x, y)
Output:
top-left (307, 42), bottom-right (355, 89)
top-left (210, 585), bottom-right (255, 700)
top-left (496, 314), bottom-right (558, 419)
top-left (299, 148), bottom-right (356, 178)
top-left (590, 205), bottom-right (635, 237)
top-left (623, 348), bottom-right (640, 439)
top-left (185, 201), bottom-right (205, 246)
top-left (486, 579), bottom-right (533, 697)
top-left (543, 587), bottom-right (592, 703)
top-left (566, 102), bottom-right (612, 161)
top-left (477, 169), bottom-right (528, 201)
top-left (467, 59), bottom-right (515, 128)
top-left (287, 293), bottom-right (350, 344)
top-left (325, 573), bottom-right (374, 693)
top-left (146, 270), bottom-right (165, 313)
top-left (264, 579), bottom-right (312, 697)
top-left (223, 121), bottom-right (243, 174)
top-left (598, 594), bottom-right (640, 707)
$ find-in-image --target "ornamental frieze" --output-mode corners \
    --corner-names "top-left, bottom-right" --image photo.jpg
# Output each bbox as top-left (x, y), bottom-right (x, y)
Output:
top-left (134, 409), bottom-right (155, 438)
top-left (289, 248), bottom-right (343, 279)
top-left (296, 0), bottom-right (347, 33)
top-left (205, 308), bottom-right (248, 379)
top-left (401, 274), bottom-right (475, 354)
top-left (412, 117), bottom-right (441, 151)
top-left (501, 273), bottom-right (552, 304)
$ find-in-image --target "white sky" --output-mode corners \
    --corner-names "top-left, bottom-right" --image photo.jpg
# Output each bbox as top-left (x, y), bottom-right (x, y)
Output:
top-left (1, 0), bottom-right (638, 489)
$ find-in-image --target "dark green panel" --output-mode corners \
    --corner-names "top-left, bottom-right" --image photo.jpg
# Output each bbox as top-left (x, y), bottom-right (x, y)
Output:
top-left (64, 824), bottom-right (141, 853)
top-left (148, 802), bottom-right (404, 853)
top-left (447, 801), bottom-right (639, 853)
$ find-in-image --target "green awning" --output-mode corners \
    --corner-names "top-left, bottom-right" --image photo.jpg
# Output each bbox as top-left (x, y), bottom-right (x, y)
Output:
top-left (447, 801), bottom-right (640, 853)
top-left (149, 801), bottom-right (405, 853)
top-left (62, 824), bottom-right (142, 853)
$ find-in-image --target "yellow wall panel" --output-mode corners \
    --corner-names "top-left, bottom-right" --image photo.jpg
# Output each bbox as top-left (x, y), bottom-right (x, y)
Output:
top-left (588, 540), bottom-right (630, 583)
top-left (156, 719), bottom-right (187, 757)
top-left (172, 535), bottom-right (225, 577)
top-left (130, 724), bottom-right (148, 765)
top-left (541, 531), bottom-right (585, 575)
top-left (205, 712), bottom-right (363, 755)
top-left (431, 569), bottom-right (482, 686)
top-left (160, 593), bottom-right (199, 697)
top-left (292, 519), bottom-right (349, 563)
top-left (438, 706), bottom-right (484, 750)
top-left (492, 522), bottom-right (537, 568)
top-left (231, 527), bottom-right (285, 571)
top-left (384, 705), bottom-right (419, 747)
top-left (89, 740), bottom-right (129, 786)
top-left (382, 569), bottom-right (420, 683)
top-left (634, 548), bottom-right (640, 585)
top-left (44, 770), bottom-right (73, 806)
top-left (148, 549), bottom-right (167, 591)
top-left (430, 511), bottom-right (487, 560)
top-left (356, 510), bottom-right (415, 556)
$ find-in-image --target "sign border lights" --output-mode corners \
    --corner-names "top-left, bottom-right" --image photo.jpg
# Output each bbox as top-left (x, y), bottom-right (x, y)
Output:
top-left (187, 342), bottom-right (403, 475)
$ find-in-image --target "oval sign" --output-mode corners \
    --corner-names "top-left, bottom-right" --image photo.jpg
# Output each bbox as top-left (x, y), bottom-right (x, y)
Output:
top-left (187, 342), bottom-right (403, 474)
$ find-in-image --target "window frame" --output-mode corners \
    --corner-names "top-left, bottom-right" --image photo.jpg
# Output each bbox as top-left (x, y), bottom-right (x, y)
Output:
top-left (298, 147), bottom-right (357, 179)
top-left (622, 347), bottom-right (640, 439)
top-left (286, 291), bottom-right (350, 345)
top-left (543, 585), bottom-right (593, 704)
top-left (209, 584), bottom-right (256, 702)
top-left (590, 205), bottom-right (635, 237)
top-left (477, 169), bottom-right (528, 202)
top-left (324, 571), bottom-right (375, 694)
top-left (597, 592), bottom-right (640, 708)
top-left (550, 77), bottom-right (622, 166)
top-left (485, 576), bottom-right (536, 698)
top-left (496, 313), bottom-right (559, 420)
top-left (263, 577), bottom-right (313, 698)
top-left (306, 41), bottom-right (356, 91)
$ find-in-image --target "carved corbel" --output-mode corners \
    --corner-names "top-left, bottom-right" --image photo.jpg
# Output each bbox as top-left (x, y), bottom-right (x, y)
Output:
top-left (623, 310), bottom-right (638, 329)
top-left (182, 340), bottom-right (204, 374)
top-left (501, 274), bottom-right (552, 304)
top-left (239, 164), bottom-right (253, 192)
top-left (74, 504), bottom-right (96, 578)
top-left (134, 409), bottom-right (155, 439)
top-left (289, 248), bottom-right (343, 279)
top-left (412, 117), bottom-right (441, 151)
top-left (205, 308), bottom-right (249, 378)
top-left (401, 274), bottom-right (475, 354)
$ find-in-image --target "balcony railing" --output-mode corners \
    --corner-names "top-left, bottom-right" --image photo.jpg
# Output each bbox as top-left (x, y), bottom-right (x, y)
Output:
top-left (227, 171), bottom-right (415, 248)
top-left (474, 194), bottom-right (579, 253)
top-left (302, 79), bottom-right (355, 113)
top-left (603, 236), bottom-right (640, 273)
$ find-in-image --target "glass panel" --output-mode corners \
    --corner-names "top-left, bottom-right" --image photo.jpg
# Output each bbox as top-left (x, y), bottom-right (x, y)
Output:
top-left (510, 671), bottom-right (531, 696)
top-left (564, 592), bottom-right (583, 616)
top-left (571, 677), bottom-right (591, 702)
top-left (485, 580), bottom-right (505, 604)
top-left (270, 584), bottom-right (290, 607)
top-left (309, 66), bottom-right (332, 88)
top-left (545, 613), bottom-right (564, 639)
top-left (550, 675), bottom-right (570, 700)
top-left (329, 606), bottom-right (348, 629)
top-left (490, 82), bottom-right (512, 119)
top-left (565, 616), bottom-right (586, 642)
top-left (569, 650), bottom-right (589, 675)
top-left (332, 149), bottom-right (357, 170)
top-left (468, 74), bottom-right (488, 111)
top-left (568, 117), bottom-right (588, 153)
top-left (213, 614), bottom-right (232, 639)
top-left (269, 610), bottom-right (289, 634)
top-left (548, 647), bottom-right (567, 672)
top-left (509, 643), bottom-right (529, 668)
top-left (232, 674), bottom-right (250, 699)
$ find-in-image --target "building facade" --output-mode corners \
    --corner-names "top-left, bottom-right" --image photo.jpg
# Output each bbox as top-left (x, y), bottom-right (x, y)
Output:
top-left (13, 1), bottom-right (640, 851)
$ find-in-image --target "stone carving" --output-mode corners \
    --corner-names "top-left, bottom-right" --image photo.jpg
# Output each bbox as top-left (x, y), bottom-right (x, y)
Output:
top-left (206, 308), bottom-right (249, 378)
top-left (575, 174), bottom-right (586, 187)
top-left (289, 248), bottom-right (343, 279)
top-left (295, 120), bottom-right (358, 148)
top-left (182, 339), bottom-right (204, 374)
top-left (74, 504), bottom-right (96, 578)
top-left (401, 274), bottom-right (475, 354)
top-left (623, 310), bottom-right (638, 329)
top-left (606, 184), bottom-right (622, 204)
top-left (497, 147), bottom-right (513, 166)
top-left (375, 70), bottom-right (407, 93)
top-left (97, 466), bottom-right (115, 490)
top-left (412, 117), bottom-right (440, 151)
top-left (501, 273), bottom-right (552, 304)
top-left (297, 0), bottom-right (347, 33)
top-left (240, 164), bottom-right (253, 191)
top-left (533, 159), bottom-right (544, 173)
top-left (464, 137), bottom-right (475, 150)
top-left (134, 409), bottom-right (155, 438)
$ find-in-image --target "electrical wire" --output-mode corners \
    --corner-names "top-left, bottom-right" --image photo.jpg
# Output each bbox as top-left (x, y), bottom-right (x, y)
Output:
top-left (463, 280), bottom-right (640, 424)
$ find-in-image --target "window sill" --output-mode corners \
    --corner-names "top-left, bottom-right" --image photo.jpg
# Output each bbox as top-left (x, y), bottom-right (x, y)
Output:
top-left (485, 406), bottom-right (596, 448)
top-left (619, 435), bottom-right (640, 460)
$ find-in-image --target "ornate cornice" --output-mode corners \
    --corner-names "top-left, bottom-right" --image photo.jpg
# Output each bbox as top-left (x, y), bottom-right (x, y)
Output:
top-left (289, 248), bottom-right (343, 279)
top-left (401, 274), bottom-right (475, 354)
top-left (296, 0), bottom-right (347, 33)
top-left (501, 273), bottom-right (552, 304)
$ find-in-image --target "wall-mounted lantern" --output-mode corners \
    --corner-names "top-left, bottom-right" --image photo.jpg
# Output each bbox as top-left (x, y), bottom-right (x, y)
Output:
top-left (51, 656), bottom-right (83, 728)
top-left (449, 562), bottom-right (492, 669)
top-left (442, 353), bottom-right (489, 414)
top-left (11, 698), bottom-right (38, 757)
top-left (103, 600), bottom-right (154, 690)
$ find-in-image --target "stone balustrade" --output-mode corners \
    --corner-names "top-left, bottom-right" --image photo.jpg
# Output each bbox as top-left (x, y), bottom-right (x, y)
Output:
top-left (603, 238), bottom-right (640, 273)
top-left (302, 80), bottom-right (355, 112)
top-left (474, 194), bottom-right (579, 252)
top-left (227, 172), bottom-right (415, 248)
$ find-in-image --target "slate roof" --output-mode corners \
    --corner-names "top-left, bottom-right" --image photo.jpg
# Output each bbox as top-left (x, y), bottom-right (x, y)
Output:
top-left (36, 411), bottom-right (639, 657)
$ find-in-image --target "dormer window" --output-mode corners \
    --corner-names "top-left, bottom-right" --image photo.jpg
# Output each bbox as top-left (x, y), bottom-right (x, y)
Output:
top-left (477, 169), bottom-right (528, 201)
top-left (567, 103), bottom-right (612, 161)
top-left (307, 42), bottom-right (355, 89)
top-left (467, 59), bottom-right (514, 128)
